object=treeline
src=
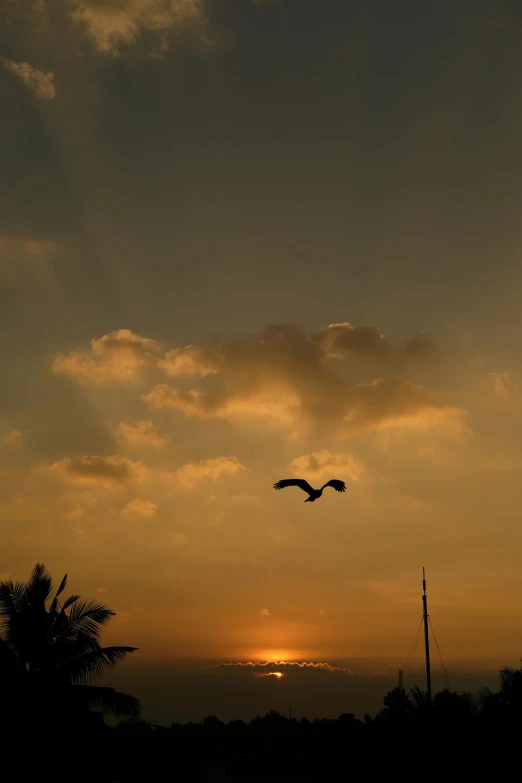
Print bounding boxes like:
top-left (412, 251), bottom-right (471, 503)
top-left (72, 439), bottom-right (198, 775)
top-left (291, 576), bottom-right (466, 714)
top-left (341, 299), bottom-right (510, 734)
top-left (104, 665), bottom-right (522, 781)
top-left (2, 567), bottom-right (520, 781)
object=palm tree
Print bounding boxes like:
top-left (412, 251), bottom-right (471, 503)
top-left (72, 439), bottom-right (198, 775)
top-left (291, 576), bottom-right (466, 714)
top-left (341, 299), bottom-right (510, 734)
top-left (0, 563), bottom-right (140, 720)
top-left (477, 663), bottom-right (522, 720)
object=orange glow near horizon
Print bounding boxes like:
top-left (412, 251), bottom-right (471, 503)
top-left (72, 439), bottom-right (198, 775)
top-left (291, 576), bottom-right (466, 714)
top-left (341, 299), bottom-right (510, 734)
top-left (254, 651), bottom-right (301, 663)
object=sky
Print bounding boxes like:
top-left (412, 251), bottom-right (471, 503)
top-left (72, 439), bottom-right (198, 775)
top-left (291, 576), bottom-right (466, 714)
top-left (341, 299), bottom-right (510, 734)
top-left (1, 0), bottom-right (522, 723)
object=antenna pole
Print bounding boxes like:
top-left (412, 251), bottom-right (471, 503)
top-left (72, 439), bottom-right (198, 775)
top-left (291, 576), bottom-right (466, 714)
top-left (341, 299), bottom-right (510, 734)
top-left (422, 567), bottom-right (432, 703)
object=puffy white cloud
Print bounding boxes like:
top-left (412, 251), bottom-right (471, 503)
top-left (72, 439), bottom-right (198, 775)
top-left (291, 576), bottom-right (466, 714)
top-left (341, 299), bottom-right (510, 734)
top-left (288, 450), bottom-right (363, 482)
top-left (48, 455), bottom-right (148, 487)
top-left (1, 58), bottom-right (55, 99)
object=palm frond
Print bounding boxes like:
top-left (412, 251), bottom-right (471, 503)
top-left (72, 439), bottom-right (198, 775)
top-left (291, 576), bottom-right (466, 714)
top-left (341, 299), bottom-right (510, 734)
top-left (1, 564), bottom-right (139, 717)
top-left (0, 581), bottom-right (27, 621)
top-left (50, 631), bottom-right (102, 668)
top-left (61, 595), bottom-right (80, 611)
top-left (56, 574), bottom-right (67, 598)
top-left (25, 563), bottom-right (53, 608)
top-left (476, 686), bottom-right (494, 705)
top-left (59, 645), bottom-right (138, 684)
top-left (67, 600), bottom-right (114, 634)
top-left (73, 685), bottom-right (141, 718)
top-left (409, 685), bottom-right (429, 708)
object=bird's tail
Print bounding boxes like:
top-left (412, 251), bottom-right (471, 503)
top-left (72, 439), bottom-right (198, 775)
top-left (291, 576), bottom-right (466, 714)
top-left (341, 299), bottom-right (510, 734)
top-left (304, 497), bottom-right (313, 502)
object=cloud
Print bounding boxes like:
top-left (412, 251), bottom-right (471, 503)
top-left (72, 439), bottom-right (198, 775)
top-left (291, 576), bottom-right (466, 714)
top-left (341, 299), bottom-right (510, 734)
top-left (345, 378), bottom-right (469, 440)
top-left (489, 371), bottom-right (519, 399)
top-left (318, 609), bottom-right (325, 614)
top-left (48, 455), bottom-right (148, 487)
top-left (63, 508), bottom-right (84, 522)
top-left (260, 608), bottom-right (271, 616)
top-left (0, 234), bottom-right (61, 282)
top-left (115, 420), bottom-right (169, 448)
top-left (288, 450), bottom-right (363, 482)
top-left (213, 661), bottom-right (354, 676)
top-left (314, 322), bottom-right (435, 361)
top-left (1, 429), bottom-right (28, 446)
top-left (96, 587), bottom-right (108, 593)
top-left (159, 345), bottom-right (219, 377)
top-left (143, 384), bottom-right (300, 424)
top-left (57, 322), bottom-right (459, 438)
top-left (70, 0), bottom-right (206, 56)
top-left (170, 456), bottom-right (244, 490)
top-left (403, 332), bottom-right (437, 359)
top-left (53, 329), bottom-right (164, 384)
top-left (1, 58), bottom-right (55, 100)
top-left (121, 496), bottom-right (158, 518)
top-left (315, 322), bottom-right (393, 359)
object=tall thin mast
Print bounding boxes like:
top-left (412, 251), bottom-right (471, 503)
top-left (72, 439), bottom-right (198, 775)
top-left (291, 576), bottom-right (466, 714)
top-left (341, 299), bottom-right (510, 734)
top-left (422, 567), bottom-right (432, 702)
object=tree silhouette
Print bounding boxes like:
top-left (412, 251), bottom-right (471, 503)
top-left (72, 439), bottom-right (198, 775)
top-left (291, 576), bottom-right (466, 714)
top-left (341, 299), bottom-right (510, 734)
top-left (0, 563), bottom-right (140, 720)
top-left (477, 662), bottom-right (522, 720)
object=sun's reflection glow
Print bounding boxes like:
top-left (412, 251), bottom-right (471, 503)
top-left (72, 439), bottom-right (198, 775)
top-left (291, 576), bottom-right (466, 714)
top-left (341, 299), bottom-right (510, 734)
top-left (255, 671), bottom-right (284, 679)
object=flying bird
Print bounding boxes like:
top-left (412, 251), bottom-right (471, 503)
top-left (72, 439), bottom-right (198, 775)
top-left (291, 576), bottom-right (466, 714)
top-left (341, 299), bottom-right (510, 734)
top-left (273, 478), bottom-right (346, 502)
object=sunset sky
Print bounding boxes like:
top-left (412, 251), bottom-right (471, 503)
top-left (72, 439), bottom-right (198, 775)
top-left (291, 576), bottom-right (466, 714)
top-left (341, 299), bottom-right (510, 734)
top-left (2, 0), bottom-right (522, 722)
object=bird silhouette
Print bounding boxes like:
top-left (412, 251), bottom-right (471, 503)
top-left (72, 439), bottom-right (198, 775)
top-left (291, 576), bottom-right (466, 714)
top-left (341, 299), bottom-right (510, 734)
top-left (274, 478), bottom-right (346, 502)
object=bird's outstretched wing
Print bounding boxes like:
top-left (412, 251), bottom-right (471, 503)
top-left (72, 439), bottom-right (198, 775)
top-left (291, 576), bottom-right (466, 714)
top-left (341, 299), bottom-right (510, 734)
top-left (321, 479), bottom-right (346, 493)
top-left (274, 478), bottom-right (315, 495)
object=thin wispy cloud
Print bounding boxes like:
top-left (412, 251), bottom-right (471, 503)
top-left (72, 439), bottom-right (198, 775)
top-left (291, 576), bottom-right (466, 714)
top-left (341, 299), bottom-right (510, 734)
top-left (488, 371), bottom-right (520, 399)
top-left (121, 496), bottom-right (158, 518)
top-left (214, 661), bottom-right (354, 675)
top-left (1, 429), bottom-right (28, 446)
top-left (47, 455), bottom-right (148, 487)
top-left (169, 456), bottom-right (244, 490)
top-left (288, 450), bottom-right (363, 482)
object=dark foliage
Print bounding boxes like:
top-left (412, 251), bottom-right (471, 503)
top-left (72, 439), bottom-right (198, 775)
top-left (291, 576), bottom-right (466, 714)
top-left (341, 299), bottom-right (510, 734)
top-left (0, 564), bottom-right (140, 782)
top-left (107, 668), bottom-right (522, 782)
top-left (2, 565), bottom-right (521, 781)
